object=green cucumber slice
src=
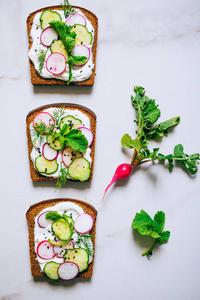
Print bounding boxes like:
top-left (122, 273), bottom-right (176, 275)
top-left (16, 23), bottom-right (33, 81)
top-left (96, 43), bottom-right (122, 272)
top-left (47, 134), bottom-right (65, 150)
top-left (35, 155), bottom-right (58, 174)
top-left (63, 248), bottom-right (89, 272)
top-left (44, 261), bottom-right (60, 280)
top-left (52, 219), bottom-right (73, 241)
top-left (50, 39), bottom-right (69, 60)
top-left (59, 115), bottom-right (82, 132)
top-left (68, 157), bottom-right (91, 181)
top-left (40, 10), bottom-right (62, 30)
top-left (70, 25), bottom-right (92, 45)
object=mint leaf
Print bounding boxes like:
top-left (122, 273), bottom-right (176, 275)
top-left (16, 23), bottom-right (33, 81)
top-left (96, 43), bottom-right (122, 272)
top-left (157, 231), bottom-right (170, 244)
top-left (64, 129), bottom-right (88, 152)
top-left (132, 210), bottom-right (170, 258)
top-left (132, 210), bottom-right (160, 239)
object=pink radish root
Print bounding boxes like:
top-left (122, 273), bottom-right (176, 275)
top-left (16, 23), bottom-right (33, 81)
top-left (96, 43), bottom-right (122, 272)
top-left (102, 162), bottom-right (138, 202)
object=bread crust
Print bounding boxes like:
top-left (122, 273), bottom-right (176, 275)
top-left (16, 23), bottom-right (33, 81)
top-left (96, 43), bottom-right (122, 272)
top-left (26, 198), bottom-right (97, 278)
top-left (27, 5), bottom-right (98, 86)
top-left (26, 103), bottom-right (96, 182)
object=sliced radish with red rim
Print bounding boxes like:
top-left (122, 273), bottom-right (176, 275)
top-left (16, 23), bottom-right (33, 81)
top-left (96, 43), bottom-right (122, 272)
top-left (33, 112), bottom-right (55, 129)
top-left (40, 26), bottom-right (58, 47)
top-left (37, 210), bottom-right (53, 228)
top-left (57, 262), bottom-right (79, 280)
top-left (65, 13), bottom-right (87, 27)
top-left (53, 240), bottom-right (75, 258)
top-left (74, 213), bottom-right (94, 234)
top-left (46, 52), bottom-right (66, 75)
top-left (42, 143), bottom-right (58, 161)
top-left (78, 127), bottom-right (93, 147)
top-left (72, 45), bottom-right (91, 67)
top-left (36, 240), bottom-right (55, 260)
top-left (62, 147), bottom-right (83, 168)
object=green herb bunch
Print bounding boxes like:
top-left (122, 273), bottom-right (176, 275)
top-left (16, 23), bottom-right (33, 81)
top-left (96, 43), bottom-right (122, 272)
top-left (121, 86), bottom-right (200, 174)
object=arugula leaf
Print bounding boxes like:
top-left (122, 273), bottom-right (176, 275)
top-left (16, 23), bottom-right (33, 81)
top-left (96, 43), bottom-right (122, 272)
top-left (132, 209), bottom-right (170, 258)
top-left (45, 211), bottom-right (63, 221)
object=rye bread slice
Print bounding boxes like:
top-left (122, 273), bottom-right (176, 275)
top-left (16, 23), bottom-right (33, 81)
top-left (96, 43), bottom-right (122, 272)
top-left (26, 103), bottom-right (96, 182)
top-left (26, 198), bottom-right (97, 278)
top-left (27, 5), bottom-right (98, 86)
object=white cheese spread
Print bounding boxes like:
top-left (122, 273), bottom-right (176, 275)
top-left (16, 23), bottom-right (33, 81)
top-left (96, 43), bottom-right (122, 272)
top-left (29, 9), bottom-right (94, 82)
top-left (34, 202), bottom-right (93, 272)
top-left (30, 107), bottom-right (92, 179)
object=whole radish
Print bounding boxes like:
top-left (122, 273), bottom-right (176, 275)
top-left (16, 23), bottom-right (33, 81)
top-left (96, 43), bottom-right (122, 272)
top-left (102, 162), bottom-right (138, 202)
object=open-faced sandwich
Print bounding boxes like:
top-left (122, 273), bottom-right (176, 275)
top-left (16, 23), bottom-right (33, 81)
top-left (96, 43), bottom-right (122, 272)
top-left (26, 103), bottom-right (96, 189)
top-left (27, 1), bottom-right (98, 85)
top-left (26, 198), bottom-right (97, 280)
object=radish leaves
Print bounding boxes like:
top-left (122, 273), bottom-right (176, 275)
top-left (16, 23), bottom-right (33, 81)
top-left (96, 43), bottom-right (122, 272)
top-left (132, 210), bottom-right (170, 258)
top-left (121, 86), bottom-right (200, 174)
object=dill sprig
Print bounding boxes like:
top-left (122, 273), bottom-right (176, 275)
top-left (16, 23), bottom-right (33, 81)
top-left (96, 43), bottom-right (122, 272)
top-left (37, 49), bottom-right (47, 73)
top-left (53, 107), bottom-right (65, 126)
top-left (55, 165), bottom-right (68, 190)
top-left (61, 0), bottom-right (76, 18)
top-left (76, 232), bottom-right (94, 259)
top-left (31, 122), bottom-right (54, 144)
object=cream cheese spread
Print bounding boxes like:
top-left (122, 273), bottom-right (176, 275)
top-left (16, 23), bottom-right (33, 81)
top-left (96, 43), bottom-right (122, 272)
top-left (34, 202), bottom-right (93, 272)
top-left (30, 107), bottom-right (92, 179)
top-left (29, 9), bottom-right (94, 82)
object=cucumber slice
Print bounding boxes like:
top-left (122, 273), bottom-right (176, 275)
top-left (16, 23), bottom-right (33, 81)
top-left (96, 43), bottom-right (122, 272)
top-left (44, 261), bottom-right (60, 280)
top-left (63, 248), bottom-right (89, 272)
top-left (70, 25), bottom-right (92, 45)
top-left (50, 40), bottom-right (69, 60)
top-left (35, 155), bottom-right (58, 174)
top-left (40, 10), bottom-right (62, 30)
top-left (59, 115), bottom-right (82, 132)
top-left (68, 157), bottom-right (91, 182)
top-left (52, 219), bottom-right (73, 241)
top-left (47, 134), bottom-right (65, 150)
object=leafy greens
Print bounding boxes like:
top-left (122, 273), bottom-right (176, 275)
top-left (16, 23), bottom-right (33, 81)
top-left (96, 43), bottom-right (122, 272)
top-left (121, 86), bottom-right (200, 174)
top-left (132, 210), bottom-right (170, 258)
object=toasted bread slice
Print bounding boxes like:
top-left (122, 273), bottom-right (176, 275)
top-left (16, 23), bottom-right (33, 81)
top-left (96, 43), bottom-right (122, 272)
top-left (27, 5), bottom-right (98, 86)
top-left (26, 103), bottom-right (96, 183)
top-left (26, 198), bottom-right (97, 278)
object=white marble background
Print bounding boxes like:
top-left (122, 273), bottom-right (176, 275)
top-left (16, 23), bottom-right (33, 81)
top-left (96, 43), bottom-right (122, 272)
top-left (0, 0), bottom-right (200, 299)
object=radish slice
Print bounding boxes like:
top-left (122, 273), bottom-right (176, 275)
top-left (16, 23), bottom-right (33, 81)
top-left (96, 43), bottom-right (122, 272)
top-left (42, 143), bottom-right (58, 161)
top-left (57, 262), bottom-right (79, 280)
top-left (72, 45), bottom-right (91, 67)
top-left (46, 52), bottom-right (66, 75)
top-left (53, 240), bottom-right (75, 258)
top-left (62, 147), bottom-right (82, 167)
top-left (65, 13), bottom-right (87, 27)
top-left (36, 240), bottom-right (55, 260)
top-left (37, 210), bottom-right (53, 228)
top-left (78, 127), bottom-right (94, 147)
top-left (40, 26), bottom-right (58, 47)
top-left (74, 213), bottom-right (94, 234)
top-left (33, 112), bottom-right (55, 129)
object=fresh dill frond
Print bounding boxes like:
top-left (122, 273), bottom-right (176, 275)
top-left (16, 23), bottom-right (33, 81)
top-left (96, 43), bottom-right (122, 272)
top-left (53, 107), bottom-right (65, 126)
top-left (55, 165), bottom-right (68, 190)
top-left (61, 0), bottom-right (76, 18)
top-left (37, 49), bottom-right (47, 73)
top-left (31, 122), bottom-right (54, 145)
top-left (76, 232), bottom-right (94, 259)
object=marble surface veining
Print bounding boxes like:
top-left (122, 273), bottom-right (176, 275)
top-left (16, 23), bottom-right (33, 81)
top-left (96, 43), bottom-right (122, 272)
top-left (0, 0), bottom-right (200, 299)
